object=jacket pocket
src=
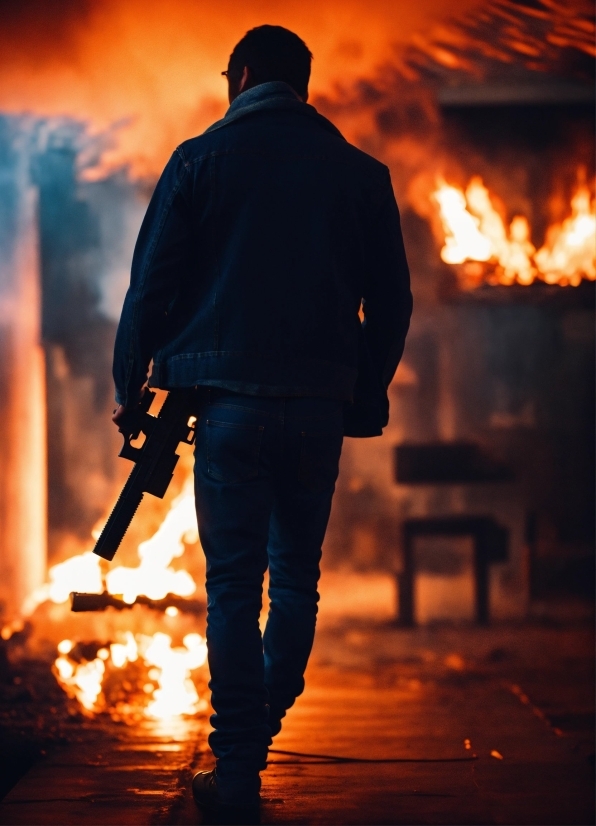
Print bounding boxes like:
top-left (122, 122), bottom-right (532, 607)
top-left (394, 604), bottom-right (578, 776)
top-left (299, 430), bottom-right (343, 494)
top-left (206, 420), bottom-right (264, 483)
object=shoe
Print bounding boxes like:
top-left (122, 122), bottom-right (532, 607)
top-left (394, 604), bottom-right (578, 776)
top-left (192, 770), bottom-right (261, 825)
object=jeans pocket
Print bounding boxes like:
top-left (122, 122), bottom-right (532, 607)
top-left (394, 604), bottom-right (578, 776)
top-left (206, 420), bottom-right (264, 483)
top-left (299, 430), bottom-right (343, 494)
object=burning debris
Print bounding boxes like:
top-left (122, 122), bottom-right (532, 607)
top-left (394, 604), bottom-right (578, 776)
top-left (53, 631), bottom-right (207, 721)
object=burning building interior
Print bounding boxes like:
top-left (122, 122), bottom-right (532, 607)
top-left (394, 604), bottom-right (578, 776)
top-left (0, 1), bottom-right (594, 823)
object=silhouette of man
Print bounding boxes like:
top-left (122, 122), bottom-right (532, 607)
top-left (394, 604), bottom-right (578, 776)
top-left (113, 24), bottom-right (411, 824)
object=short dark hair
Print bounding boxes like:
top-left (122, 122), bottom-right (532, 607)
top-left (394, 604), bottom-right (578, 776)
top-left (228, 25), bottom-right (312, 99)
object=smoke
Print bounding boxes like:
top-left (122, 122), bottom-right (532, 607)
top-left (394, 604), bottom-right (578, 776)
top-left (80, 173), bottom-right (147, 322)
top-left (0, 0), bottom-right (486, 177)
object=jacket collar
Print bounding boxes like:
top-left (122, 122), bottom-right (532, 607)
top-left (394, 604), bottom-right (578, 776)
top-left (227, 81), bottom-right (302, 114)
top-left (203, 81), bottom-right (345, 140)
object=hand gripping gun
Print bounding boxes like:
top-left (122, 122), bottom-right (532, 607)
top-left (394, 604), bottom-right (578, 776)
top-left (92, 389), bottom-right (197, 562)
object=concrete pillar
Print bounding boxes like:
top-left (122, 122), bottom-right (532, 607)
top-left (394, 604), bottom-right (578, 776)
top-left (0, 118), bottom-right (47, 619)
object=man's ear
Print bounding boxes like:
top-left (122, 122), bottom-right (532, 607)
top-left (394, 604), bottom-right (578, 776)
top-left (238, 66), bottom-right (251, 94)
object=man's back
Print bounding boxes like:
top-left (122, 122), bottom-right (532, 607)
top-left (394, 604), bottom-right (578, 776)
top-left (114, 83), bottom-right (411, 421)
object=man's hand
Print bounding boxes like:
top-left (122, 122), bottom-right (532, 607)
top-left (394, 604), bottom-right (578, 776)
top-left (112, 388), bottom-right (146, 428)
top-left (112, 404), bottom-right (128, 427)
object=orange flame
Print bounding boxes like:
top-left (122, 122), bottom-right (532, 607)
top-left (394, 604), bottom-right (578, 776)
top-left (53, 630), bottom-right (207, 718)
top-left (535, 185), bottom-right (596, 286)
top-left (432, 176), bottom-right (595, 288)
top-left (54, 638), bottom-right (106, 712)
top-left (105, 481), bottom-right (198, 604)
top-left (32, 472), bottom-right (206, 720)
top-left (23, 480), bottom-right (199, 615)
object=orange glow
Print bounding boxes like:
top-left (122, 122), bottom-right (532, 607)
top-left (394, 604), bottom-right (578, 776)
top-left (432, 176), bottom-right (595, 288)
top-left (0, 0), bottom-right (482, 178)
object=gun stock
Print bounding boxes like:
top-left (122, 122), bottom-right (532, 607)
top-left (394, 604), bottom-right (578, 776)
top-left (92, 390), bottom-right (196, 562)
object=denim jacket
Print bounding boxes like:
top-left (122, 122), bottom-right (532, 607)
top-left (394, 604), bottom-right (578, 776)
top-left (113, 82), bottom-right (412, 436)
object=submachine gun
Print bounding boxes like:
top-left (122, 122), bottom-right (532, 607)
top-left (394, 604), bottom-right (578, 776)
top-left (91, 389), bottom-right (197, 563)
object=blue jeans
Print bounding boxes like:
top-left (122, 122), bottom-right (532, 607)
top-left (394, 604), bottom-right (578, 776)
top-left (193, 391), bottom-right (343, 803)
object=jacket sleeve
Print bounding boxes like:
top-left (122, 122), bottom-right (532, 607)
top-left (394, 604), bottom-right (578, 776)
top-left (344, 168), bottom-right (412, 437)
top-left (362, 170), bottom-right (412, 399)
top-left (113, 149), bottom-right (191, 407)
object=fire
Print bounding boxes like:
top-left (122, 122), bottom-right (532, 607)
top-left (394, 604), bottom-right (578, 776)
top-left (143, 632), bottom-right (207, 719)
top-left (23, 481), bottom-right (199, 615)
top-left (27, 477), bottom-right (207, 721)
top-left (535, 185), bottom-right (596, 286)
top-left (53, 630), bottom-right (207, 719)
top-left (54, 639), bottom-right (106, 712)
top-left (22, 552), bottom-right (104, 613)
top-left (105, 482), bottom-right (198, 604)
top-left (432, 176), bottom-right (595, 288)
top-left (432, 180), bottom-right (493, 266)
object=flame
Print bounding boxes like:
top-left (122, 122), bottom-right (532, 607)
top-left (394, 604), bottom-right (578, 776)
top-left (21, 551), bottom-right (103, 615)
top-left (534, 185), bottom-right (596, 286)
top-left (37, 478), bottom-right (206, 720)
top-left (143, 632), bottom-right (207, 719)
top-left (105, 483), bottom-right (198, 604)
top-left (23, 481), bottom-right (199, 614)
top-left (433, 180), bottom-right (493, 265)
top-left (109, 631), bottom-right (139, 668)
top-left (54, 646), bottom-right (106, 712)
top-left (53, 630), bottom-right (207, 719)
top-left (432, 176), bottom-right (595, 287)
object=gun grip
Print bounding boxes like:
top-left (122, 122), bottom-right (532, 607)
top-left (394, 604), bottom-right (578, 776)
top-left (117, 389), bottom-right (156, 440)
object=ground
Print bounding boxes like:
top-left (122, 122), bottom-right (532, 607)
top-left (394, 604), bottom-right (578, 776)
top-left (0, 581), bottom-right (593, 825)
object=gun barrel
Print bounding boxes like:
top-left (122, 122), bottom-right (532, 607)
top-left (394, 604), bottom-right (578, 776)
top-left (93, 482), bottom-right (144, 561)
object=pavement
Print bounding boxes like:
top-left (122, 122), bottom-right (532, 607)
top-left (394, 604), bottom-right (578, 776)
top-left (0, 577), bottom-right (593, 825)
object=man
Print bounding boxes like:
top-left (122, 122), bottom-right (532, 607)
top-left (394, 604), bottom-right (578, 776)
top-left (113, 24), bottom-right (411, 825)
